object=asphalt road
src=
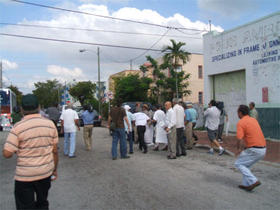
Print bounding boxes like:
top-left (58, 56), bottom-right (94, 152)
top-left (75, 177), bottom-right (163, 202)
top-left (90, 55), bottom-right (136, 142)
top-left (1, 127), bottom-right (280, 210)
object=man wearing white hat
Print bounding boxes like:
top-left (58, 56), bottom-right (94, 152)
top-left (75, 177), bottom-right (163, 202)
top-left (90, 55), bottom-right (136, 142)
top-left (124, 105), bottom-right (135, 154)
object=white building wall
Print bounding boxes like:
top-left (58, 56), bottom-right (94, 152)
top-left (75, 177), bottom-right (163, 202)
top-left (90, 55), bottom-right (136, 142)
top-left (203, 12), bottom-right (280, 132)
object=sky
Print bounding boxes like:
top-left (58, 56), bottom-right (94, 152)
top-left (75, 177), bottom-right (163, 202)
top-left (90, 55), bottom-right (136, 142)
top-left (0, 0), bottom-right (279, 94)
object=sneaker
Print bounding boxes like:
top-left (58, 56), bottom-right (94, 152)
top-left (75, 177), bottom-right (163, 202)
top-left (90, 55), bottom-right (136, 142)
top-left (207, 150), bottom-right (214, 155)
top-left (219, 148), bottom-right (225, 156)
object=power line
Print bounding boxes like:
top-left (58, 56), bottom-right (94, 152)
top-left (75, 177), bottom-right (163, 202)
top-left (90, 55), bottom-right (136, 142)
top-left (0, 33), bottom-right (163, 51)
top-left (10, 0), bottom-right (207, 32)
top-left (0, 22), bottom-right (202, 39)
top-left (101, 29), bottom-right (170, 64)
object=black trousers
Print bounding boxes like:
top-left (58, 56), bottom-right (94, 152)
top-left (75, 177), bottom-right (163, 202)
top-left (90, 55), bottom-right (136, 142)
top-left (192, 122), bottom-right (198, 140)
top-left (176, 127), bottom-right (186, 155)
top-left (137, 125), bottom-right (147, 151)
top-left (15, 176), bottom-right (51, 210)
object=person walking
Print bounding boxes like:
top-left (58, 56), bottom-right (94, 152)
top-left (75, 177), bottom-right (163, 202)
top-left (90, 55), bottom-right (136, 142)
top-left (60, 103), bottom-right (80, 158)
top-left (107, 100), bottom-right (130, 160)
top-left (153, 104), bottom-right (168, 151)
top-left (235, 105), bottom-right (266, 191)
top-left (134, 109), bottom-right (150, 154)
top-left (216, 102), bottom-right (228, 143)
top-left (173, 99), bottom-right (186, 157)
top-left (249, 102), bottom-right (258, 121)
top-left (185, 104), bottom-right (193, 150)
top-left (46, 103), bottom-right (60, 130)
top-left (204, 100), bottom-right (225, 155)
top-left (187, 103), bottom-right (198, 143)
top-left (124, 105), bottom-right (135, 154)
top-left (143, 104), bottom-right (154, 146)
top-left (2, 94), bottom-right (59, 210)
top-left (164, 101), bottom-right (177, 159)
top-left (81, 105), bottom-right (95, 151)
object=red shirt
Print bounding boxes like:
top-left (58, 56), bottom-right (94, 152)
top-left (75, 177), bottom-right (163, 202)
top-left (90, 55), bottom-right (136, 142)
top-left (236, 115), bottom-right (266, 148)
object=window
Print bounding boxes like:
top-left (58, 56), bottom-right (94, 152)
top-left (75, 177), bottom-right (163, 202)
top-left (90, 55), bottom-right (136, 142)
top-left (198, 92), bottom-right (203, 104)
top-left (198, 65), bottom-right (203, 79)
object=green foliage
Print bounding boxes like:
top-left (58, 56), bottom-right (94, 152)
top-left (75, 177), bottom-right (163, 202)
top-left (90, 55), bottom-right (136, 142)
top-left (32, 79), bottom-right (62, 108)
top-left (7, 85), bottom-right (22, 106)
top-left (113, 74), bottom-right (152, 103)
top-left (69, 81), bottom-right (96, 106)
top-left (161, 39), bottom-right (192, 99)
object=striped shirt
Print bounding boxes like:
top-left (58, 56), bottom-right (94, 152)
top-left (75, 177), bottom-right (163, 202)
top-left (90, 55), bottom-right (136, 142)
top-left (4, 114), bottom-right (58, 182)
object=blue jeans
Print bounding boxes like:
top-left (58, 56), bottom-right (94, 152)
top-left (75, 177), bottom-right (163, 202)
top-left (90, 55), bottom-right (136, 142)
top-left (112, 128), bottom-right (127, 158)
top-left (64, 132), bottom-right (76, 157)
top-left (235, 148), bottom-right (266, 186)
top-left (127, 131), bottom-right (133, 153)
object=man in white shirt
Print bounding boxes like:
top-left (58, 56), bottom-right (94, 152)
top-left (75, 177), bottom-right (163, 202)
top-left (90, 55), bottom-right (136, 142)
top-left (164, 101), bottom-right (177, 159)
top-left (134, 111), bottom-right (150, 153)
top-left (172, 98), bottom-right (186, 157)
top-left (124, 105), bottom-right (135, 154)
top-left (60, 104), bottom-right (80, 158)
top-left (204, 100), bottom-right (225, 155)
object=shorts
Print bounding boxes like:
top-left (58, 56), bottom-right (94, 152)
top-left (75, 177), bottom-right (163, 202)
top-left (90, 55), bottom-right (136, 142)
top-left (207, 128), bottom-right (217, 142)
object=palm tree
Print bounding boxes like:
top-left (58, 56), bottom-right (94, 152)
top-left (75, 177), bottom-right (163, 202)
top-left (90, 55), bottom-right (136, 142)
top-left (144, 55), bottom-right (166, 103)
top-left (162, 39), bottom-right (191, 99)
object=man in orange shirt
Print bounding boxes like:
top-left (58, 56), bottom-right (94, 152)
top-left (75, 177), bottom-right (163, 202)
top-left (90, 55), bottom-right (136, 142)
top-left (235, 105), bottom-right (266, 192)
top-left (2, 94), bottom-right (59, 209)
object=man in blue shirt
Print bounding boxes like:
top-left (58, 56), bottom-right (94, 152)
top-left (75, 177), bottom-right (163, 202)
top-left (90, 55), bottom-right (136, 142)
top-left (81, 105), bottom-right (96, 151)
top-left (184, 104), bottom-right (193, 149)
top-left (187, 104), bottom-right (198, 142)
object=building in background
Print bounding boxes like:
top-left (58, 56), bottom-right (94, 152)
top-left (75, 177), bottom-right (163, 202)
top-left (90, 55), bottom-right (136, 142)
top-left (108, 70), bottom-right (140, 95)
top-left (203, 12), bottom-right (280, 139)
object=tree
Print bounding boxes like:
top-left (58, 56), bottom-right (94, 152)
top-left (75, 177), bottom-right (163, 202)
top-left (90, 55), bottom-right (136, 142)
top-left (7, 85), bottom-right (23, 106)
top-left (69, 81), bottom-right (96, 106)
top-left (114, 74), bottom-right (152, 103)
top-left (162, 39), bottom-right (191, 99)
top-left (143, 55), bottom-right (166, 104)
top-left (33, 79), bottom-right (62, 108)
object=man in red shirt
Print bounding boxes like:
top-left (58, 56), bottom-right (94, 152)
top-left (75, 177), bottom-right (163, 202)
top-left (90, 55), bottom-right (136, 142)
top-left (235, 105), bottom-right (266, 191)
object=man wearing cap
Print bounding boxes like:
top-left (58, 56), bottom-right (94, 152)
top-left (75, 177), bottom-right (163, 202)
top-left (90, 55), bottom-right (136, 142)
top-left (124, 105), bottom-right (135, 154)
top-left (3, 94), bottom-right (59, 210)
top-left (60, 103), bottom-right (80, 158)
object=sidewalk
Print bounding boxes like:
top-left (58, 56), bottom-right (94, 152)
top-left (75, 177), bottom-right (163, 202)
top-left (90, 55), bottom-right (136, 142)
top-left (195, 131), bottom-right (280, 163)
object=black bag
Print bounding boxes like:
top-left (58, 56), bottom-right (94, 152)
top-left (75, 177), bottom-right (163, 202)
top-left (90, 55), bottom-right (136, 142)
top-left (110, 122), bottom-right (117, 131)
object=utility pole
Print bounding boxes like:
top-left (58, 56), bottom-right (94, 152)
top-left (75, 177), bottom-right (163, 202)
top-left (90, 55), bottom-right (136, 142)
top-left (209, 20), bottom-right (212, 32)
top-left (0, 61), bottom-right (2, 88)
top-left (97, 47), bottom-right (101, 115)
top-left (130, 60), bottom-right (132, 70)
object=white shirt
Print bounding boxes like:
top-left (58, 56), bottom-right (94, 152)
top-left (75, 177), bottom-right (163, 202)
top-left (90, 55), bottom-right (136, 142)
top-left (165, 108), bottom-right (176, 129)
top-left (204, 106), bottom-right (220, 130)
top-left (60, 108), bottom-right (79, 133)
top-left (134, 112), bottom-right (149, 126)
top-left (124, 110), bottom-right (135, 132)
top-left (173, 104), bottom-right (185, 128)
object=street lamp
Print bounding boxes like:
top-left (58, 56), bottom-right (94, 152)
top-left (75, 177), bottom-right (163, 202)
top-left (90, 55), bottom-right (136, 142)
top-left (79, 47), bottom-right (101, 115)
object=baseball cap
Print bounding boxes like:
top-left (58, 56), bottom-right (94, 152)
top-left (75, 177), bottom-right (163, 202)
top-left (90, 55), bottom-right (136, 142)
top-left (124, 105), bottom-right (131, 110)
top-left (21, 94), bottom-right (39, 111)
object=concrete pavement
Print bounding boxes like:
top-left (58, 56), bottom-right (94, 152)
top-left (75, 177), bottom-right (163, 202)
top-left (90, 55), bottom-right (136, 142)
top-left (1, 127), bottom-right (280, 210)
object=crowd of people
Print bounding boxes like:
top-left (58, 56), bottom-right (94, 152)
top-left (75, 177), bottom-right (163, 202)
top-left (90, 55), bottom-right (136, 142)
top-left (108, 98), bottom-right (224, 160)
top-left (2, 93), bottom-right (266, 209)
